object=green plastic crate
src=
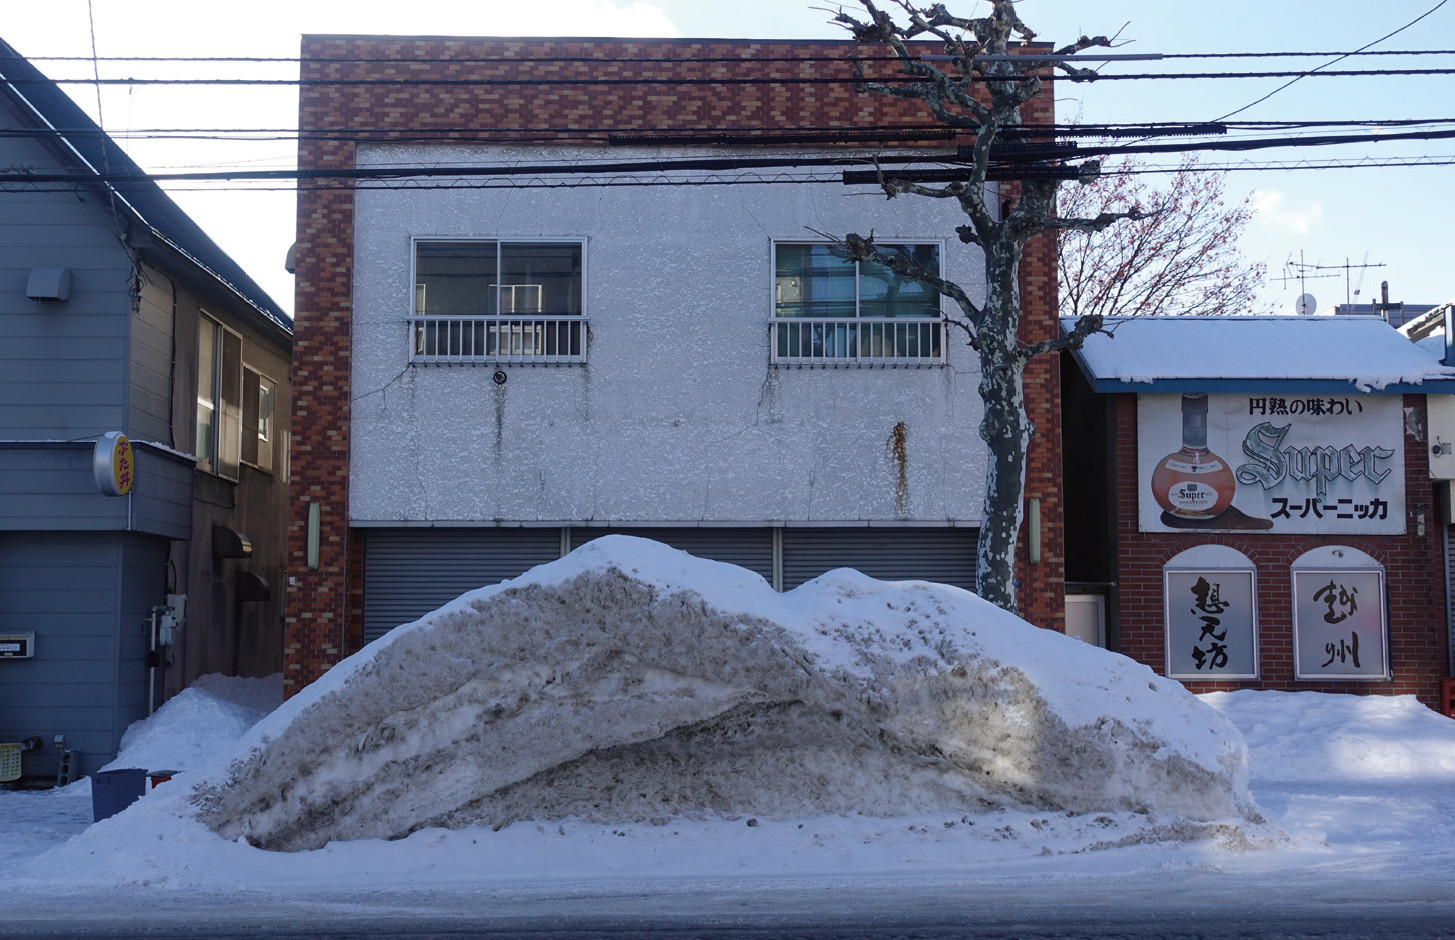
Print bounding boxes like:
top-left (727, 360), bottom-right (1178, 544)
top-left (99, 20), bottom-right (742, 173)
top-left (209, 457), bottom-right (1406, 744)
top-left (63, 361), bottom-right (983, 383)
top-left (0, 743), bottom-right (21, 783)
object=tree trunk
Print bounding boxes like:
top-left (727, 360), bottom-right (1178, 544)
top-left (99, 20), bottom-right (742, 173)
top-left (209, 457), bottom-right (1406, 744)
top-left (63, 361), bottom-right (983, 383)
top-left (974, 238), bottom-right (1031, 613)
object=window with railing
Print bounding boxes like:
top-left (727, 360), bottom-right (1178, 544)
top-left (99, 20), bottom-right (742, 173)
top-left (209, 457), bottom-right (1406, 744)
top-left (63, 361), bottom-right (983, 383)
top-left (771, 242), bottom-right (945, 366)
top-left (410, 240), bottom-right (585, 365)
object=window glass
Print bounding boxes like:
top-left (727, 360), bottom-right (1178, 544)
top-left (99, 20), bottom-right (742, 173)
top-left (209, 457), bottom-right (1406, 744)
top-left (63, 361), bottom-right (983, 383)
top-left (416, 241), bottom-right (583, 318)
top-left (774, 243), bottom-right (938, 319)
top-left (859, 244), bottom-right (940, 318)
top-left (416, 242), bottom-right (497, 317)
top-left (241, 368), bottom-right (276, 472)
top-left (242, 368), bottom-right (260, 467)
top-left (257, 375), bottom-right (275, 453)
top-left (499, 243), bottom-right (582, 315)
top-left (195, 317), bottom-right (218, 473)
top-left (218, 330), bottom-right (243, 480)
top-left (775, 244), bottom-right (855, 319)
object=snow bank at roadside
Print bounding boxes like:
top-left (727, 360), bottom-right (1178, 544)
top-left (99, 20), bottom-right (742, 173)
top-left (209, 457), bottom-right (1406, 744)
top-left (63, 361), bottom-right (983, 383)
top-left (189, 536), bottom-right (1257, 852)
top-left (100, 674), bottom-right (283, 777)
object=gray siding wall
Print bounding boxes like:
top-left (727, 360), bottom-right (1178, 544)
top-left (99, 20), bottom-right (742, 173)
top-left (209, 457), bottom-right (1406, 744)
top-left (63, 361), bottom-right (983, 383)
top-left (0, 442), bottom-right (191, 538)
top-left (0, 530), bottom-right (167, 777)
top-left (130, 268), bottom-right (176, 446)
top-left (0, 98), bottom-right (134, 440)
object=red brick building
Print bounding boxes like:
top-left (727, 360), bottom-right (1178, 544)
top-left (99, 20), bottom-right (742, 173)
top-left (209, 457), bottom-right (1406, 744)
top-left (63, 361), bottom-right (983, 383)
top-left (1062, 315), bottom-right (1455, 710)
top-left (285, 37), bottom-right (1066, 695)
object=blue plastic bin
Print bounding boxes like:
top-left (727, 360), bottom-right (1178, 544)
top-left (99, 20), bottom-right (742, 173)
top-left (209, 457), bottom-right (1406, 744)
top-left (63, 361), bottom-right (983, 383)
top-left (91, 768), bottom-right (147, 822)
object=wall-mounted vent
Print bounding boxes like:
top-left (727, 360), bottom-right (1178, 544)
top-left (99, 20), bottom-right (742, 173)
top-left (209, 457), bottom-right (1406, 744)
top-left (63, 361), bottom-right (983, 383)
top-left (26, 267), bottom-right (71, 301)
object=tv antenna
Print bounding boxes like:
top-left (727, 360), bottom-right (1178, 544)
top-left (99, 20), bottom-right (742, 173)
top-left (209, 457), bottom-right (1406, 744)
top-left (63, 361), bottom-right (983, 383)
top-left (1285, 253), bottom-right (1385, 307)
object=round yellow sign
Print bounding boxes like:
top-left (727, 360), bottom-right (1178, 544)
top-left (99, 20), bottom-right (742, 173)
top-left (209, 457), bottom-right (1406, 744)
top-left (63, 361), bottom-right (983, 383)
top-left (94, 431), bottom-right (135, 497)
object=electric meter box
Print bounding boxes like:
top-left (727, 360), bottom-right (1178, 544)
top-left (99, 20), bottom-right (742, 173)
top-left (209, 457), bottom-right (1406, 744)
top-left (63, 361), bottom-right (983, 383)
top-left (0, 633), bottom-right (35, 659)
top-left (1428, 394), bottom-right (1455, 480)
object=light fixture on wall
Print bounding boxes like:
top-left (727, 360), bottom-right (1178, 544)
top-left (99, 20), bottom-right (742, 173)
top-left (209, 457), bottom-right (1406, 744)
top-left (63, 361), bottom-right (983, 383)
top-left (306, 502), bottom-right (321, 571)
top-left (1028, 497), bottom-right (1042, 565)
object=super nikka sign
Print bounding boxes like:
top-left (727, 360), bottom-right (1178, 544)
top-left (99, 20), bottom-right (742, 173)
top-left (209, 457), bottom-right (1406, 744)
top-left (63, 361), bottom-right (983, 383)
top-left (1137, 394), bottom-right (1405, 535)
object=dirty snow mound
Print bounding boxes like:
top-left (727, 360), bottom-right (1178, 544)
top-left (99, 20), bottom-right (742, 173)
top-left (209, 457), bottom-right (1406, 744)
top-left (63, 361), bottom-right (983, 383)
top-left (193, 537), bottom-right (1256, 851)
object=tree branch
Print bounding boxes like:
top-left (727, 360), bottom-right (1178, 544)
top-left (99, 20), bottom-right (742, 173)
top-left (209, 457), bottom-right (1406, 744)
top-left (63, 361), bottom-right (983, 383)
top-left (1017, 313), bottom-right (1106, 361)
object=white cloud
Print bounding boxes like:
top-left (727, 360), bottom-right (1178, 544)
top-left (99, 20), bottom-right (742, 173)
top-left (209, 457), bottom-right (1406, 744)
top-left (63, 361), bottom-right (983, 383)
top-left (1249, 189), bottom-right (1324, 236)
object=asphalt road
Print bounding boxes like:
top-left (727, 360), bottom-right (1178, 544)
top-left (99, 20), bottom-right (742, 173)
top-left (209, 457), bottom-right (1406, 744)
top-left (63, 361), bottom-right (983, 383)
top-left (12, 884), bottom-right (1455, 940)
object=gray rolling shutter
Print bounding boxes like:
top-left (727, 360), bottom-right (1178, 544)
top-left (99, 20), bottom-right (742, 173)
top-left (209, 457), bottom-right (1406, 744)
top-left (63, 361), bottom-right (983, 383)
top-left (362, 527), bottom-right (563, 643)
top-left (781, 527), bottom-right (976, 591)
top-left (569, 527), bottom-right (774, 585)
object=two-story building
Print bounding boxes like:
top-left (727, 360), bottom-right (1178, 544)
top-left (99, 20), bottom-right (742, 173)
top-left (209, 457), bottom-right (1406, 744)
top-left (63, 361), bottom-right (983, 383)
top-left (285, 37), bottom-right (1066, 693)
top-left (0, 39), bottom-right (292, 782)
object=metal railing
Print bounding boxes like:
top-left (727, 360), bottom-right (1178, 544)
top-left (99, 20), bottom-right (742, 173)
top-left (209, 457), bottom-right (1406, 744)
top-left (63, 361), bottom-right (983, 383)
top-left (409, 315), bottom-right (587, 365)
top-left (769, 317), bottom-right (946, 367)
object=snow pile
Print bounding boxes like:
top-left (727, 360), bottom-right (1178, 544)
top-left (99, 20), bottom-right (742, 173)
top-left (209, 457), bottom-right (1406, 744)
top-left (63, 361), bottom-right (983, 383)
top-left (1204, 689), bottom-right (1455, 782)
top-left (189, 537), bottom-right (1256, 852)
top-left (101, 674), bottom-right (283, 776)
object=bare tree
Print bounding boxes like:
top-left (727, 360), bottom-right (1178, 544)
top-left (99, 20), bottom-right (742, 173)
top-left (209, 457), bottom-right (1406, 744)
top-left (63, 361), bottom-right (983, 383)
top-left (832, 0), bottom-right (1140, 615)
top-left (1059, 154), bottom-right (1266, 320)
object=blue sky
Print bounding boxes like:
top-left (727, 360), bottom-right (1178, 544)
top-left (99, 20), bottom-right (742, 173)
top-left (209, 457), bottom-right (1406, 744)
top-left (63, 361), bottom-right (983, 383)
top-left (5, 0), bottom-right (1452, 315)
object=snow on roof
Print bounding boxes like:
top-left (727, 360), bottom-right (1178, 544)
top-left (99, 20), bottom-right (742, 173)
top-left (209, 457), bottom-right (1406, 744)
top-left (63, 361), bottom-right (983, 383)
top-left (1063, 315), bottom-right (1455, 394)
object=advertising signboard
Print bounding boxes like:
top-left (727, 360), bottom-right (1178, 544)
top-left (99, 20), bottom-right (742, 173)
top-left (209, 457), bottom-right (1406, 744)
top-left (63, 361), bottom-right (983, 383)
top-left (1138, 394), bottom-right (1404, 535)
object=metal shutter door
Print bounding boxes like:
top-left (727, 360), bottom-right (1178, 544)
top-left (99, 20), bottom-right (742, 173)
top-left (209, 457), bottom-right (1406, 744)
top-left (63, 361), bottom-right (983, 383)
top-left (781, 527), bottom-right (976, 591)
top-left (362, 527), bottom-right (563, 643)
top-left (569, 527), bottom-right (775, 585)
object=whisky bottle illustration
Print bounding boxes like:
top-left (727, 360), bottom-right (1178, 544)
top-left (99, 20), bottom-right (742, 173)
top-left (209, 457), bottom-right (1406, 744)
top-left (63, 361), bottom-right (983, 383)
top-left (1151, 393), bottom-right (1236, 519)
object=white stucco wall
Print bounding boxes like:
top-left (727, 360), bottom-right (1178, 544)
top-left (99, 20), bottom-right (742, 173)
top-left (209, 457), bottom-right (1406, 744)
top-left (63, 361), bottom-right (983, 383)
top-left (349, 145), bottom-right (991, 526)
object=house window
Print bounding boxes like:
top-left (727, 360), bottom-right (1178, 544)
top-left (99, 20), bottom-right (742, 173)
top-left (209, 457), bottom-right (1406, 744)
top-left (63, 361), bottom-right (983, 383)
top-left (771, 242), bottom-right (944, 366)
top-left (241, 367), bottom-right (276, 472)
top-left (197, 315), bottom-right (275, 478)
top-left (411, 240), bottom-right (585, 364)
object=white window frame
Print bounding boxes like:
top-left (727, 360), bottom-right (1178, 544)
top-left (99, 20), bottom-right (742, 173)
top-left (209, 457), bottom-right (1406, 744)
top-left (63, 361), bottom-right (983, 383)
top-left (408, 236), bottom-right (588, 366)
top-left (769, 238), bottom-right (948, 368)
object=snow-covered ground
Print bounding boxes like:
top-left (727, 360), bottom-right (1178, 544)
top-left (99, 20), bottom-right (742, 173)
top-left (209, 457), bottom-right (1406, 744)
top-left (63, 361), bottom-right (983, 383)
top-left (6, 539), bottom-right (1455, 929)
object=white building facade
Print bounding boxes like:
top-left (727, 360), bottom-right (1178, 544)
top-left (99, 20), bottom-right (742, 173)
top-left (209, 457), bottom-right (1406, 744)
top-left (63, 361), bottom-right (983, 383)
top-left (346, 145), bottom-right (992, 638)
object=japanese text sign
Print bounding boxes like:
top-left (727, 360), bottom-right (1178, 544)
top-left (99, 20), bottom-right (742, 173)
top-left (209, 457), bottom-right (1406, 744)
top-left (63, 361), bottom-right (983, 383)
top-left (1164, 569), bottom-right (1259, 679)
top-left (1292, 568), bottom-right (1390, 680)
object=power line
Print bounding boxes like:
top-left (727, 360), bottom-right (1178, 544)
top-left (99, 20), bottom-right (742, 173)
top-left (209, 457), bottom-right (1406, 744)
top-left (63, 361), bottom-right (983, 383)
top-left (1215, 0), bottom-right (1452, 120)
top-left (7, 117), bottom-right (1455, 142)
top-left (20, 49), bottom-right (1455, 65)
top-left (10, 66), bottom-right (1455, 88)
top-left (6, 125), bottom-right (1454, 190)
top-left (6, 152), bottom-right (1454, 196)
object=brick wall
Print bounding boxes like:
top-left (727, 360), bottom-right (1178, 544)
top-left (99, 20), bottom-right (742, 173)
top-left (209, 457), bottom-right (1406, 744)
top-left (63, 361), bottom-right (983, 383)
top-left (286, 38), bottom-right (1067, 694)
top-left (1112, 393), bottom-right (1450, 708)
